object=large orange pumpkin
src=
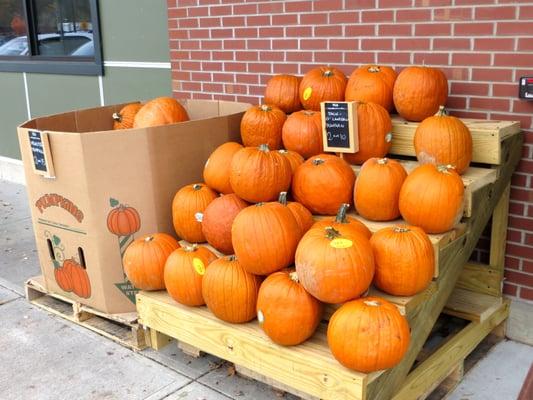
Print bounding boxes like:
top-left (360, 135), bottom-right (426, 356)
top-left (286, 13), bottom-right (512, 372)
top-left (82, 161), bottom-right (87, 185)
top-left (281, 110), bottom-right (323, 159)
top-left (203, 142), bottom-right (243, 194)
top-left (264, 74), bottom-right (302, 113)
top-left (312, 203), bottom-right (371, 239)
top-left (164, 244), bottom-right (218, 306)
top-left (202, 256), bottom-right (262, 323)
top-left (107, 205), bottom-right (141, 236)
top-left (113, 103), bottom-right (143, 130)
top-left (230, 144), bottom-right (292, 203)
top-left (393, 66), bottom-right (448, 122)
top-left (292, 154), bottom-right (355, 215)
top-left (354, 158), bottom-right (407, 221)
top-left (327, 297), bottom-right (410, 372)
top-left (295, 226), bottom-right (375, 304)
top-left (414, 106), bottom-right (473, 175)
top-left (299, 66), bottom-right (347, 111)
top-left (240, 104), bottom-right (287, 149)
top-left (257, 269), bottom-right (322, 346)
top-left (343, 102), bottom-right (393, 165)
top-left (201, 194), bottom-right (249, 254)
top-left (172, 183), bottom-right (218, 243)
top-left (278, 192), bottom-right (314, 236)
top-left (345, 65), bottom-right (397, 111)
top-left (133, 97), bottom-right (189, 128)
top-left (371, 225), bottom-right (434, 296)
top-left (232, 201), bottom-right (300, 275)
top-left (278, 149), bottom-right (304, 175)
top-left (123, 233), bottom-right (180, 290)
top-left (399, 164), bottom-right (464, 234)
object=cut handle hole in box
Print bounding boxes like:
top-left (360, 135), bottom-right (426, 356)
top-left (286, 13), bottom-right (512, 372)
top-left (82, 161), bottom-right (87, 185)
top-left (46, 239), bottom-right (55, 260)
top-left (78, 247), bottom-right (86, 269)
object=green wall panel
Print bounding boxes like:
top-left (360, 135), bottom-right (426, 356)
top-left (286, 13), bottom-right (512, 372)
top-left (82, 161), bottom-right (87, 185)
top-left (99, 0), bottom-right (170, 62)
top-left (0, 72), bottom-right (28, 159)
top-left (26, 74), bottom-right (100, 117)
top-left (102, 67), bottom-right (171, 104)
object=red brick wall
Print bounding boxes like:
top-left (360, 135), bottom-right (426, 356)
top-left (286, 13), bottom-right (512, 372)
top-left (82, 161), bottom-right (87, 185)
top-left (167, 0), bottom-right (533, 301)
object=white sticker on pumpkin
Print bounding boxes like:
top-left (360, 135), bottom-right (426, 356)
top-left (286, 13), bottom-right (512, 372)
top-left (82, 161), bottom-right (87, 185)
top-left (385, 132), bottom-right (393, 143)
top-left (195, 212), bottom-right (203, 222)
top-left (257, 310), bottom-right (264, 324)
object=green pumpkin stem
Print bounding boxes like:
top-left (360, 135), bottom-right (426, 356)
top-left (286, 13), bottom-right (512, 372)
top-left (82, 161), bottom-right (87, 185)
top-left (377, 158), bottom-right (388, 165)
top-left (112, 112), bottom-right (122, 122)
top-left (312, 157), bottom-right (324, 166)
top-left (368, 66), bottom-right (381, 73)
top-left (278, 192), bottom-right (288, 205)
top-left (258, 144), bottom-right (270, 152)
top-left (192, 183), bottom-right (202, 190)
top-left (335, 203), bottom-right (350, 223)
top-left (323, 69), bottom-right (334, 77)
top-left (228, 255), bottom-right (237, 261)
top-left (325, 226), bottom-right (341, 240)
top-left (184, 243), bottom-right (198, 252)
top-left (393, 226), bottom-right (410, 233)
top-left (364, 299), bottom-right (381, 307)
top-left (436, 105), bottom-right (448, 117)
top-left (260, 104), bottom-right (271, 112)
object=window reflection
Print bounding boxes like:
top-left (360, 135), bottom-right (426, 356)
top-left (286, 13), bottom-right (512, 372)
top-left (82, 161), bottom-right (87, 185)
top-left (0, 0), bottom-right (28, 55)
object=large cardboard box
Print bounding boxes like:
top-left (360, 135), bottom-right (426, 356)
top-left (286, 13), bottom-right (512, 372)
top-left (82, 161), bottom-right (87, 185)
top-left (17, 100), bottom-right (248, 314)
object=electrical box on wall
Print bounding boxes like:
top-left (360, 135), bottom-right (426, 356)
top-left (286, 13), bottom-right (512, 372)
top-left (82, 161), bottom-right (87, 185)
top-left (519, 77), bottom-right (533, 100)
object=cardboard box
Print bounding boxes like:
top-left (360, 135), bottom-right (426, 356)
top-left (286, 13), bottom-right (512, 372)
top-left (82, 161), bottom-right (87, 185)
top-left (18, 100), bottom-right (248, 314)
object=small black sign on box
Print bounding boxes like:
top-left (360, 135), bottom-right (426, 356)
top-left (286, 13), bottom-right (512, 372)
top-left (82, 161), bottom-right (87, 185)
top-left (321, 101), bottom-right (359, 153)
top-left (28, 130), bottom-right (55, 178)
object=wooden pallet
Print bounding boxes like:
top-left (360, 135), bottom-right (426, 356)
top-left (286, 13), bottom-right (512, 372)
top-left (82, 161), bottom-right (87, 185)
top-left (25, 276), bottom-right (146, 350)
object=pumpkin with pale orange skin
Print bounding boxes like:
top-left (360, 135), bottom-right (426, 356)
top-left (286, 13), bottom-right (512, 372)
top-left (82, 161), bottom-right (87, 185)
top-left (240, 104), bottom-right (287, 149)
top-left (345, 65), bottom-right (397, 111)
top-left (203, 142), bottom-right (243, 194)
top-left (264, 74), bottom-right (302, 113)
top-left (299, 66), bottom-right (347, 111)
top-left (281, 110), bottom-right (323, 159)
top-left (133, 97), bottom-right (189, 128)
top-left (312, 203), bottom-right (371, 239)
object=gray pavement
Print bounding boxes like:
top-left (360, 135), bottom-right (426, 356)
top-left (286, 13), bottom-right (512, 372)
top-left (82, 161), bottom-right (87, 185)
top-left (0, 178), bottom-right (531, 400)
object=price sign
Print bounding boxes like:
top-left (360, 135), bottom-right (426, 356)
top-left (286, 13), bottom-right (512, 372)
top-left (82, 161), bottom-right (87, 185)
top-left (28, 130), bottom-right (54, 177)
top-left (321, 101), bottom-right (358, 153)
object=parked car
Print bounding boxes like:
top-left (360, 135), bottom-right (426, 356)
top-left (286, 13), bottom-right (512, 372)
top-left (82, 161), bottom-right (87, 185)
top-left (0, 32), bottom-right (93, 56)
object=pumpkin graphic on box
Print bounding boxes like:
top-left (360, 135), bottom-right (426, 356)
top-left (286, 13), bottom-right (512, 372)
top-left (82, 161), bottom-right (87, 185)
top-left (107, 202), bottom-right (141, 236)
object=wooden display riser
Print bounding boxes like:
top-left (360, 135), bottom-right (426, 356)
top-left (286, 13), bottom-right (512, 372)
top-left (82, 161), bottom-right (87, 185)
top-left (25, 276), bottom-right (146, 350)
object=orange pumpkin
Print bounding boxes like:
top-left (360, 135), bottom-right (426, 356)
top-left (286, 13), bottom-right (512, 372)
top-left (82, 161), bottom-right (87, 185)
top-left (203, 142), bottom-right (243, 194)
top-left (299, 66), bottom-right (347, 111)
top-left (264, 74), bottom-right (302, 113)
top-left (240, 104), bottom-right (287, 149)
top-left (327, 297), bottom-right (410, 372)
top-left (133, 97), bottom-right (189, 128)
top-left (278, 192), bottom-right (314, 236)
top-left (202, 255), bottom-right (262, 323)
top-left (371, 226), bottom-right (434, 296)
top-left (201, 194), bottom-right (249, 254)
top-left (123, 233), bottom-right (180, 290)
top-left (106, 205), bottom-right (141, 236)
top-left (354, 158), bottom-right (407, 221)
top-left (414, 106), bottom-right (473, 175)
top-left (312, 203), bottom-right (371, 239)
top-left (295, 226), bottom-right (375, 304)
top-left (343, 102), bottom-right (392, 165)
top-left (399, 164), bottom-right (464, 234)
top-left (230, 144), bottom-right (292, 203)
top-left (292, 154), bottom-right (355, 215)
top-left (257, 269), bottom-right (322, 346)
top-left (164, 244), bottom-right (218, 306)
top-left (172, 183), bottom-right (218, 243)
top-left (232, 201), bottom-right (300, 275)
top-left (67, 259), bottom-right (91, 299)
top-left (278, 149), bottom-right (304, 174)
top-left (113, 103), bottom-right (143, 130)
top-left (345, 65), bottom-right (397, 111)
top-left (281, 110), bottom-right (323, 159)
top-left (54, 261), bottom-right (73, 293)
top-left (393, 66), bottom-right (448, 122)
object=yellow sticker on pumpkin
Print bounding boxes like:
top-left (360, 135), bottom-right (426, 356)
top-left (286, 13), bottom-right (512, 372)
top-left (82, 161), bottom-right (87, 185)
top-left (303, 87), bottom-right (313, 101)
top-left (330, 238), bottom-right (353, 249)
top-left (193, 258), bottom-right (205, 275)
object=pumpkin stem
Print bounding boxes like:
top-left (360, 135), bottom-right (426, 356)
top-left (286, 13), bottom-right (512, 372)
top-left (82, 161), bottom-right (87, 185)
top-left (335, 203), bottom-right (350, 223)
top-left (364, 299), bottom-right (381, 307)
top-left (289, 271), bottom-right (299, 283)
top-left (303, 110), bottom-right (315, 116)
top-left (260, 104), bottom-right (271, 112)
top-left (377, 158), bottom-right (388, 165)
top-left (184, 243), bottom-right (198, 252)
top-left (192, 183), bottom-right (202, 191)
top-left (312, 157), bottom-right (324, 166)
top-left (112, 112), bottom-right (122, 122)
top-left (323, 69), bottom-right (334, 77)
top-left (258, 144), bottom-right (270, 152)
top-left (368, 66), bottom-right (381, 73)
top-left (393, 226), bottom-right (410, 233)
top-left (144, 236), bottom-right (154, 242)
top-left (436, 105), bottom-right (448, 116)
top-left (278, 149), bottom-right (288, 154)
top-left (437, 164), bottom-right (455, 174)
top-left (228, 255), bottom-right (236, 261)
top-left (325, 226), bottom-right (341, 240)
top-left (278, 192), bottom-right (288, 205)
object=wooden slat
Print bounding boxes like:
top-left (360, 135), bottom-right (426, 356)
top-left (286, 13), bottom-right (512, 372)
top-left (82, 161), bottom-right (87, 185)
top-left (456, 262), bottom-right (502, 297)
top-left (443, 288), bottom-right (503, 322)
top-left (489, 184), bottom-right (511, 295)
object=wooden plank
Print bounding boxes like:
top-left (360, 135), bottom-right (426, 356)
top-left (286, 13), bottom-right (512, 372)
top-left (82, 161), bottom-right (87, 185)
top-left (178, 341), bottom-right (203, 357)
top-left (456, 262), bottom-right (502, 297)
top-left (443, 288), bottom-right (503, 322)
top-left (390, 116), bottom-right (520, 165)
top-left (149, 329), bottom-right (173, 350)
top-left (426, 362), bottom-right (464, 400)
top-left (489, 183), bottom-right (511, 295)
top-left (393, 301), bottom-right (509, 400)
top-left (136, 291), bottom-right (379, 400)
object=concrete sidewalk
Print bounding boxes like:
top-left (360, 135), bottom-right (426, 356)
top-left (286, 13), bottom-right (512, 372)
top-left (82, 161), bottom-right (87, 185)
top-left (1, 179), bottom-right (531, 400)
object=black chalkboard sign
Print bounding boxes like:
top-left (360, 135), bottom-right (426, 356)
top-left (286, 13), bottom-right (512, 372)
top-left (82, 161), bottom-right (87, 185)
top-left (28, 130), bottom-right (54, 177)
top-left (321, 101), bottom-right (358, 153)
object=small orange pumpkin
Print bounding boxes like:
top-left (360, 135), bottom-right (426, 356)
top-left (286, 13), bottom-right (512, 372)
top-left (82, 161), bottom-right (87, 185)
top-left (203, 142), bottom-right (243, 194)
top-left (240, 104), bottom-right (287, 149)
top-left (67, 259), bottom-right (91, 299)
top-left (264, 74), bottom-right (302, 113)
top-left (278, 149), bottom-right (304, 174)
top-left (299, 66), bottom-right (347, 111)
top-left (281, 110), bottom-right (323, 159)
top-left (278, 192), bottom-right (314, 236)
top-left (133, 97), bottom-right (189, 128)
top-left (345, 65), bottom-right (397, 111)
top-left (312, 203), bottom-right (371, 239)
top-left (106, 205), bottom-right (141, 236)
top-left (113, 103), bottom-right (143, 130)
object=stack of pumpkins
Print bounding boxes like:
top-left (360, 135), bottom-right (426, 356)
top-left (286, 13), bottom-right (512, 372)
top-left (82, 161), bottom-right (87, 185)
top-left (121, 64), bottom-right (473, 374)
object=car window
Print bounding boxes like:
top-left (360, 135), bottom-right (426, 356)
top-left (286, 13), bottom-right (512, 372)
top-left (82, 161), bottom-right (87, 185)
top-left (0, 37), bottom-right (28, 55)
top-left (38, 36), bottom-right (90, 56)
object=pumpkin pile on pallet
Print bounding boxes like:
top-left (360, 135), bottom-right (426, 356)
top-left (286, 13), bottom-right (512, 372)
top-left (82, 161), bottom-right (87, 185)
top-left (117, 64), bottom-right (477, 374)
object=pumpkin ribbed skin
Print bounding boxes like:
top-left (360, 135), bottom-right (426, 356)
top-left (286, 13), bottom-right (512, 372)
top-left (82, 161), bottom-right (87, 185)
top-left (354, 158), bottom-right (407, 221)
top-left (399, 164), bottom-right (464, 234)
top-left (295, 227), bottom-right (375, 304)
top-left (133, 97), bottom-right (189, 128)
top-left (113, 103), bottom-right (142, 130)
top-left (172, 183), bottom-right (218, 243)
top-left (312, 204), bottom-right (372, 239)
top-left (345, 65), bottom-right (397, 111)
top-left (282, 110), bottom-right (323, 159)
top-left (343, 102), bottom-right (392, 165)
top-left (393, 66), bottom-right (448, 122)
top-left (123, 233), bottom-right (180, 291)
top-left (232, 202), bottom-right (301, 275)
top-left (230, 145), bottom-right (292, 203)
top-left (202, 194), bottom-right (249, 254)
top-left (164, 245), bottom-right (218, 306)
top-left (240, 104), bottom-right (287, 149)
top-left (107, 205), bottom-right (141, 236)
top-left (299, 66), bottom-right (347, 111)
top-left (371, 226), bottom-right (434, 296)
top-left (257, 270), bottom-right (322, 346)
top-left (414, 107), bottom-right (473, 175)
top-left (292, 154), bottom-right (356, 215)
top-left (278, 149), bottom-right (304, 175)
top-left (203, 142), bottom-right (243, 194)
top-left (264, 74), bottom-right (302, 113)
top-left (327, 297), bottom-right (410, 372)
top-left (202, 256), bottom-right (262, 323)
top-left (278, 192), bottom-right (314, 236)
